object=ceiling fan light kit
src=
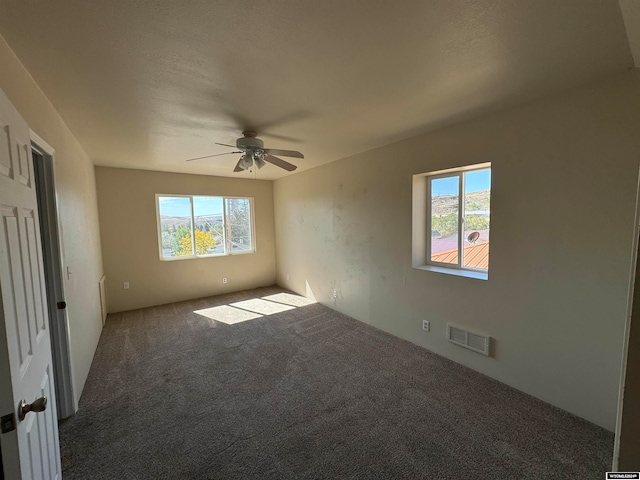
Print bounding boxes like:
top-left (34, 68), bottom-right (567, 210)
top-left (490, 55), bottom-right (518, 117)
top-left (186, 130), bottom-right (304, 173)
top-left (254, 154), bottom-right (266, 170)
top-left (238, 153), bottom-right (253, 170)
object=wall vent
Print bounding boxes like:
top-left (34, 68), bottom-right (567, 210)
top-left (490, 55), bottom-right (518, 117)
top-left (447, 324), bottom-right (491, 356)
top-left (98, 275), bottom-right (108, 326)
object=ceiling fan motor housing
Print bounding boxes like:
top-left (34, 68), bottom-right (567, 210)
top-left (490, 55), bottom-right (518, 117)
top-left (236, 135), bottom-right (264, 150)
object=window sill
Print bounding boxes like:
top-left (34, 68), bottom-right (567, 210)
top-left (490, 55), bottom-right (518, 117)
top-left (160, 251), bottom-right (255, 261)
top-left (227, 249), bottom-right (255, 256)
top-left (413, 264), bottom-right (488, 281)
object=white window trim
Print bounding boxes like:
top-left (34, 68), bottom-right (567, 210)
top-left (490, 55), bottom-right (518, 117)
top-left (156, 194), bottom-right (256, 261)
top-left (414, 264), bottom-right (488, 280)
top-left (412, 162), bottom-right (490, 280)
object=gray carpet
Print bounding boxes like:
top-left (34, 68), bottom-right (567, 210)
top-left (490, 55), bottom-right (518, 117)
top-left (59, 286), bottom-right (613, 479)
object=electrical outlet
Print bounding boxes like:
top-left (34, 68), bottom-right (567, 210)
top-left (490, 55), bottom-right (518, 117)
top-left (222, 277), bottom-right (228, 284)
top-left (332, 289), bottom-right (338, 299)
top-left (286, 274), bottom-right (290, 281)
top-left (123, 282), bottom-right (130, 290)
top-left (422, 320), bottom-right (430, 332)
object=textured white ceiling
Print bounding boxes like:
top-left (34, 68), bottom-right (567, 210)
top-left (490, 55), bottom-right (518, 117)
top-left (0, 0), bottom-right (634, 180)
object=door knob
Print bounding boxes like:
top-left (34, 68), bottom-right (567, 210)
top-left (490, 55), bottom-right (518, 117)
top-left (18, 397), bottom-right (47, 421)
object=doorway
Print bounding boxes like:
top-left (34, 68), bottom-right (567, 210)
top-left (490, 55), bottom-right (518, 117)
top-left (31, 136), bottom-right (76, 419)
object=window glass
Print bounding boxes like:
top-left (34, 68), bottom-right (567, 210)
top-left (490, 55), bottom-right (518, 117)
top-left (194, 196), bottom-right (225, 255)
top-left (430, 176), bottom-right (459, 265)
top-left (225, 198), bottom-right (253, 252)
top-left (157, 195), bottom-right (254, 260)
top-left (463, 169), bottom-right (491, 269)
top-left (158, 196), bottom-right (193, 258)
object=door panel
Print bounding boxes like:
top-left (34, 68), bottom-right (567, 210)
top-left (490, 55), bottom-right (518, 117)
top-left (16, 140), bottom-right (30, 188)
top-left (26, 368), bottom-right (58, 480)
top-left (1, 206), bottom-right (33, 369)
top-left (0, 88), bottom-right (61, 479)
top-left (24, 210), bottom-right (46, 337)
top-left (0, 119), bottom-right (11, 179)
top-left (41, 367), bottom-right (60, 477)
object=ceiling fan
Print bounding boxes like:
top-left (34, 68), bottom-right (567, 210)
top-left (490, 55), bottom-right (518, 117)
top-left (186, 131), bottom-right (304, 172)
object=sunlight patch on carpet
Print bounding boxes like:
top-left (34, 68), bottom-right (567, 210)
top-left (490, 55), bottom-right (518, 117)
top-left (262, 293), bottom-right (316, 307)
top-left (231, 298), bottom-right (296, 315)
top-left (194, 305), bottom-right (263, 324)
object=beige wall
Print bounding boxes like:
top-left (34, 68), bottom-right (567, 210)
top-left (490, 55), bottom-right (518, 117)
top-left (96, 167), bottom-right (276, 312)
top-left (274, 71), bottom-right (640, 431)
top-left (0, 35), bottom-right (104, 406)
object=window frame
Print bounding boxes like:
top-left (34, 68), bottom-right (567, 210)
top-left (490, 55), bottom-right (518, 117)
top-left (412, 162), bottom-right (491, 280)
top-left (155, 194), bottom-right (256, 261)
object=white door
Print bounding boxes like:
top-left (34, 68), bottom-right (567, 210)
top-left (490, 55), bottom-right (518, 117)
top-left (0, 88), bottom-right (62, 479)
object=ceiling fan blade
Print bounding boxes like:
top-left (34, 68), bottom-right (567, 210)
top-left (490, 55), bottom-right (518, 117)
top-left (264, 155), bottom-right (297, 172)
top-left (215, 142), bottom-right (239, 149)
top-left (186, 151), bottom-right (242, 162)
top-left (261, 132), bottom-right (302, 143)
top-left (263, 148), bottom-right (304, 159)
top-left (233, 158), bottom-right (244, 172)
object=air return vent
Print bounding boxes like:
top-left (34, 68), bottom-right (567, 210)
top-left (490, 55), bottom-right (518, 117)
top-left (447, 324), bottom-right (491, 356)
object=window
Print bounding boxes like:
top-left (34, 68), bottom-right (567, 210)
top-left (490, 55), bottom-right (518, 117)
top-left (156, 195), bottom-right (254, 260)
top-left (412, 163), bottom-right (491, 279)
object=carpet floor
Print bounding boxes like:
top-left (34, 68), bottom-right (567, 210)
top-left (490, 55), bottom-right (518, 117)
top-left (59, 286), bottom-right (613, 479)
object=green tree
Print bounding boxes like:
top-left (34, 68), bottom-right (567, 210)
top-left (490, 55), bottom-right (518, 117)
top-left (465, 215), bottom-right (490, 231)
top-left (432, 214), bottom-right (490, 238)
top-left (213, 221), bottom-right (224, 236)
top-left (432, 213), bottom-right (458, 237)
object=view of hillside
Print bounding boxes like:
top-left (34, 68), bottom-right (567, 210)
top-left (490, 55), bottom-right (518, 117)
top-left (431, 189), bottom-right (490, 239)
top-left (431, 189), bottom-right (490, 216)
top-left (159, 214), bottom-right (224, 229)
top-left (158, 198), bottom-right (252, 257)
